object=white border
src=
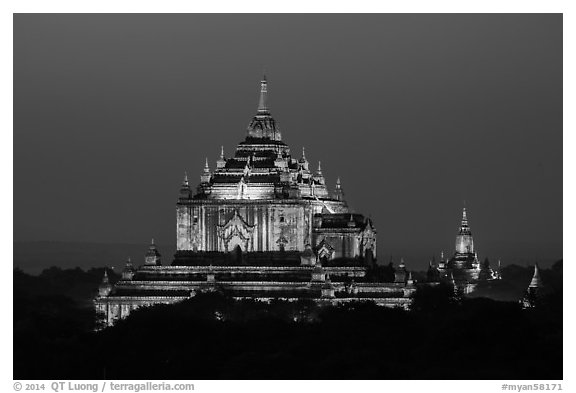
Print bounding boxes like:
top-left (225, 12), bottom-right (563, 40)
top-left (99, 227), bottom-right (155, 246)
top-left (4, 1), bottom-right (571, 390)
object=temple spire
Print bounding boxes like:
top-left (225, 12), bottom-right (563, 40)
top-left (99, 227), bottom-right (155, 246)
top-left (334, 176), bottom-right (344, 201)
top-left (216, 146), bottom-right (227, 169)
top-left (145, 238), bottom-right (162, 266)
top-left (98, 268), bottom-right (112, 297)
top-left (298, 147), bottom-right (308, 167)
top-left (257, 75), bottom-right (269, 114)
top-left (122, 257), bottom-right (135, 280)
top-left (313, 161), bottom-right (325, 186)
top-left (529, 263), bottom-right (543, 288)
top-left (201, 157), bottom-right (211, 183)
top-left (407, 271), bottom-right (415, 286)
top-left (461, 206), bottom-right (468, 227)
top-left (522, 263), bottom-right (544, 308)
top-left (179, 171), bottom-right (192, 200)
top-left (455, 205), bottom-right (474, 253)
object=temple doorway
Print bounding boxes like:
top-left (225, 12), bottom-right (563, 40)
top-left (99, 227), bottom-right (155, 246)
top-left (365, 249), bottom-right (374, 266)
top-left (233, 245), bottom-right (243, 264)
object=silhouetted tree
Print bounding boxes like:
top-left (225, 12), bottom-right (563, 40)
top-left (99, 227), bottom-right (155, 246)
top-left (410, 283), bottom-right (459, 313)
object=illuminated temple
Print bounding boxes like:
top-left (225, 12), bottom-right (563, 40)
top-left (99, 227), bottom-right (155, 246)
top-left (428, 207), bottom-right (498, 294)
top-left (95, 76), bottom-right (414, 327)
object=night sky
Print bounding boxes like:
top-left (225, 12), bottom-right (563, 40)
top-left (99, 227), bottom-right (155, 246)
top-left (14, 14), bottom-right (562, 270)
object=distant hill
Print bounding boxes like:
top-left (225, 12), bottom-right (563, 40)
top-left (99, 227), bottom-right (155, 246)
top-left (13, 241), bottom-right (176, 275)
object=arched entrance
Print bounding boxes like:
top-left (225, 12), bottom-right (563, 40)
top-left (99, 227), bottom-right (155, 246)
top-left (365, 249), bottom-right (374, 266)
top-left (233, 244), bottom-right (243, 264)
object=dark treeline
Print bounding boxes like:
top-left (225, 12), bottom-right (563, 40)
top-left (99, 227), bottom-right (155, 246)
top-left (14, 263), bottom-right (562, 380)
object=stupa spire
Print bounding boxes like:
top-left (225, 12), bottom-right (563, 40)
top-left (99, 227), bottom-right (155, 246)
top-left (122, 257), bottom-right (135, 280)
top-left (145, 238), bottom-right (162, 266)
top-left (333, 176), bottom-right (345, 201)
top-left (216, 146), bottom-right (227, 169)
top-left (529, 263), bottom-right (543, 288)
top-left (298, 147), bottom-right (309, 170)
top-left (461, 206), bottom-right (468, 228)
top-left (98, 268), bottom-right (112, 297)
top-left (179, 171), bottom-right (192, 200)
top-left (257, 74), bottom-right (269, 114)
top-left (521, 263), bottom-right (544, 308)
top-left (455, 204), bottom-right (474, 254)
top-left (201, 157), bottom-right (212, 183)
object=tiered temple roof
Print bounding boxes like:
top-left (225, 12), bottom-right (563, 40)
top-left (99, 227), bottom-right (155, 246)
top-left (194, 76), bottom-right (333, 201)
